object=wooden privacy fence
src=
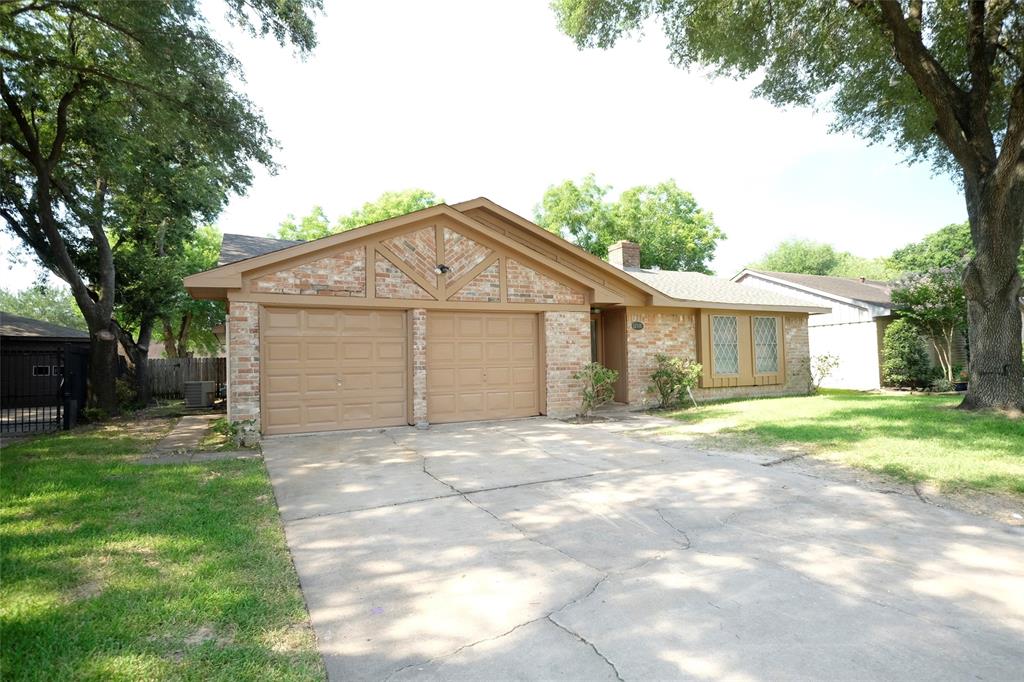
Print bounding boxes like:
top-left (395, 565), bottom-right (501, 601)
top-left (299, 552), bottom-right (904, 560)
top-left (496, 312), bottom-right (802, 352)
top-left (148, 357), bottom-right (226, 399)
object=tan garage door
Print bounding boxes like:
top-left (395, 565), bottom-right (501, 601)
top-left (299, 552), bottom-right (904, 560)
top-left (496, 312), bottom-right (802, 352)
top-left (427, 312), bottom-right (540, 423)
top-left (261, 307), bottom-right (408, 435)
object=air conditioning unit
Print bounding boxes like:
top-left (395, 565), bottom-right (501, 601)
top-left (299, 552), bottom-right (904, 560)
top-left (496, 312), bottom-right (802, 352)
top-left (184, 381), bottom-right (216, 407)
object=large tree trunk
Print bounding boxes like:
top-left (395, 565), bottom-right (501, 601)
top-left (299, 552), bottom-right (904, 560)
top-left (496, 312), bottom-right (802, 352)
top-left (86, 319), bottom-right (120, 413)
top-left (960, 180), bottom-right (1024, 411)
top-left (116, 317), bottom-right (154, 406)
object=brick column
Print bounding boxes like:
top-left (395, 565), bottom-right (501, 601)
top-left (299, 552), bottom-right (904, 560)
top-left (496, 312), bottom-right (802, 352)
top-left (227, 301), bottom-right (260, 431)
top-left (543, 311), bottom-right (590, 418)
top-left (411, 308), bottom-right (428, 427)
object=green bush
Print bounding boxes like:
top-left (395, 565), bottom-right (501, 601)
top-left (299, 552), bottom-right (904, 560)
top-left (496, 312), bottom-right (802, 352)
top-left (648, 354), bottom-right (702, 408)
top-left (573, 362), bottom-right (619, 417)
top-left (810, 353), bottom-right (840, 392)
top-left (881, 319), bottom-right (934, 388)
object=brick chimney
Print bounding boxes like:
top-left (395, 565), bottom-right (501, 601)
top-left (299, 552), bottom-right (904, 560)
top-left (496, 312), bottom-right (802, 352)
top-left (608, 240), bottom-right (640, 269)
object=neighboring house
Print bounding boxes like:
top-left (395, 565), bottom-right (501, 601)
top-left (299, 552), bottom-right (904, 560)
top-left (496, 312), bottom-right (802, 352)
top-left (1, 312), bottom-right (90, 414)
top-left (731, 269), bottom-right (969, 389)
top-left (185, 199), bottom-right (827, 436)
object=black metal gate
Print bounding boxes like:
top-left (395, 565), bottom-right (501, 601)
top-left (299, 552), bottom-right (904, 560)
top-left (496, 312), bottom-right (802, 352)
top-left (1, 343), bottom-right (88, 434)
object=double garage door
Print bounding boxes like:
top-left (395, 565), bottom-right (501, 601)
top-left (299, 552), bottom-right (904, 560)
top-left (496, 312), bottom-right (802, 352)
top-left (261, 308), bottom-right (539, 435)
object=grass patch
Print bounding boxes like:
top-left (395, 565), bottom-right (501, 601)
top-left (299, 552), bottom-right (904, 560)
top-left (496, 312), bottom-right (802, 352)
top-left (663, 391), bottom-right (1024, 495)
top-left (1, 421), bottom-right (322, 681)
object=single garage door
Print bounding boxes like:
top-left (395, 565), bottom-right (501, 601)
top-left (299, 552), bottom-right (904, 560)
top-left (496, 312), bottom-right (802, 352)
top-left (427, 312), bottom-right (540, 423)
top-left (261, 307), bottom-right (408, 435)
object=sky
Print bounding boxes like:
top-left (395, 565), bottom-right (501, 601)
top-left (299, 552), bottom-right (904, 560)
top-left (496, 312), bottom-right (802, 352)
top-left (2, 0), bottom-right (967, 290)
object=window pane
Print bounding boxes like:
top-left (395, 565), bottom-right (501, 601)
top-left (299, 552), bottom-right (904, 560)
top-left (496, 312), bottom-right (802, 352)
top-left (711, 316), bottom-right (739, 375)
top-left (754, 317), bottom-right (779, 373)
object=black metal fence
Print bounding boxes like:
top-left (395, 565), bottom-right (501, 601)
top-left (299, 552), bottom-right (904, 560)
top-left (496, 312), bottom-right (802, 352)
top-left (1, 343), bottom-right (88, 434)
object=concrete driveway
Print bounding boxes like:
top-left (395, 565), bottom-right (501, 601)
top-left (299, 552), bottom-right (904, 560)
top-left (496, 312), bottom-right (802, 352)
top-left (263, 417), bottom-right (1024, 681)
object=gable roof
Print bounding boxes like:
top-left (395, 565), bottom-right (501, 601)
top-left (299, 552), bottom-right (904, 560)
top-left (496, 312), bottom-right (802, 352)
top-left (1, 311), bottom-right (89, 340)
top-left (624, 269), bottom-right (826, 310)
top-left (219, 234), bottom-right (305, 266)
top-left (187, 199), bottom-right (828, 313)
top-left (733, 269), bottom-right (894, 308)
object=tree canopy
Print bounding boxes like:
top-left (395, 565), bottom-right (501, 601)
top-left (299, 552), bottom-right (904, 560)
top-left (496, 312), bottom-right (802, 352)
top-left (276, 190), bottom-right (442, 241)
top-left (553, 0), bottom-right (1024, 409)
top-left (0, 283), bottom-right (85, 330)
top-left (889, 221), bottom-right (1024, 276)
top-left (1, 0), bottom-right (321, 410)
top-left (750, 239), bottom-right (894, 279)
top-left (535, 175), bottom-right (724, 273)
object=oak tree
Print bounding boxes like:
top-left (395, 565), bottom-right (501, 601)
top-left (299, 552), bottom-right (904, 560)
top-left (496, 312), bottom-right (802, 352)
top-left (555, 0), bottom-right (1024, 410)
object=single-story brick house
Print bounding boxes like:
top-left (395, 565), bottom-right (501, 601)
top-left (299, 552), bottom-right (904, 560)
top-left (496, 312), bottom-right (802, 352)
top-left (185, 199), bottom-right (827, 436)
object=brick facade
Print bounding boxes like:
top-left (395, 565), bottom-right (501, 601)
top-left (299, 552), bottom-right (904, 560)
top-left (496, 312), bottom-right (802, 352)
top-left (375, 254), bottom-right (433, 299)
top-left (411, 309), bottom-right (428, 427)
top-left (450, 261), bottom-right (500, 302)
top-left (625, 310), bottom-right (696, 406)
top-left (543, 311), bottom-right (590, 418)
top-left (507, 259), bottom-right (585, 305)
top-left (251, 248), bottom-right (365, 297)
top-left (443, 228), bottom-right (491, 284)
top-left (227, 301), bottom-right (261, 429)
top-left (382, 227), bottom-right (437, 284)
top-left (619, 309), bottom-right (813, 405)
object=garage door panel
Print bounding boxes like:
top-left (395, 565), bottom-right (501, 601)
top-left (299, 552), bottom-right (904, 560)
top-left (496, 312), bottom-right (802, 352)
top-left (427, 312), bottom-right (540, 423)
top-left (267, 341), bottom-right (301, 361)
top-left (512, 367), bottom-right (536, 385)
top-left (266, 375), bottom-right (301, 394)
top-left (428, 368), bottom-right (456, 390)
top-left (510, 317), bottom-right (535, 337)
top-left (486, 342), bottom-right (510, 361)
top-left (377, 341), bottom-right (406, 361)
top-left (342, 342), bottom-right (373, 360)
top-left (429, 341), bottom-right (455, 363)
top-left (376, 370), bottom-right (406, 390)
top-left (306, 342), bottom-right (338, 361)
top-left (262, 308), bottom-right (408, 435)
top-left (457, 317), bottom-right (483, 336)
top-left (486, 392), bottom-right (512, 411)
top-left (513, 391), bottom-right (536, 409)
top-left (487, 367), bottom-right (510, 385)
top-left (511, 341), bottom-right (536, 361)
top-left (457, 342), bottom-right (484, 361)
top-left (457, 367), bottom-right (484, 387)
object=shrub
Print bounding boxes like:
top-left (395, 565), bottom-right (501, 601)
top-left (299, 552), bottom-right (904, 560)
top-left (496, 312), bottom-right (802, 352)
top-left (573, 362), bottom-right (619, 417)
top-left (881, 319), bottom-right (933, 388)
top-left (931, 377), bottom-right (956, 393)
top-left (648, 354), bottom-right (702, 408)
top-left (810, 353), bottom-right (840, 392)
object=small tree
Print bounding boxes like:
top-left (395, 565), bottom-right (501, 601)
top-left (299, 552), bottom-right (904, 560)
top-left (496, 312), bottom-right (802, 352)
top-left (891, 268), bottom-right (966, 383)
top-left (881, 319), bottom-right (933, 389)
top-left (573, 362), bottom-right (619, 417)
top-left (648, 354), bottom-right (702, 408)
top-left (810, 354), bottom-right (840, 393)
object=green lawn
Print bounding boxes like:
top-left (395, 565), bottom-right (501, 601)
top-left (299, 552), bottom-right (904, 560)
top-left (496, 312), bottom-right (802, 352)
top-left (1, 420), bottom-right (323, 682)
top-left (663, 391), bottom-right (1024, 495)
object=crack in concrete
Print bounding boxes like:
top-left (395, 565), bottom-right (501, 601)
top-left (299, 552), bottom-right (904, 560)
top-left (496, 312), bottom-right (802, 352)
top-left (384, 573), bottom-right (615, 681)
top-left (546, 616), bottom-right (625, 682)
top-left (655, 508), bottom-right (692, 549)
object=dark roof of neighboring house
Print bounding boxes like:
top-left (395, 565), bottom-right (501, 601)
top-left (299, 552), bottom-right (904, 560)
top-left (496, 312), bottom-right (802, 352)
top-left (0, 311), bottom-right (89, 340)
top-left (219, 233), bottom-right (305, 266)
top-left (742, 270), bottom-right (894, 307)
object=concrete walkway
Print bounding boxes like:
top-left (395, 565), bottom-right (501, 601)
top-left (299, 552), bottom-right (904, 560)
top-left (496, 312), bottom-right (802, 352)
top-left (263, 418), bottom-right (1024, 682)
top-left (151, 414), bottom-right (221, 453)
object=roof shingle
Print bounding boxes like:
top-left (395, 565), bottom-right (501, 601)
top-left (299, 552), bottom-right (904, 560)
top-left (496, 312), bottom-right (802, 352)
top-left (1, 312), bottom-right (89, 339)
top-left (625, 269), bottom-right (825, 310)
top-left (219, 234), bottom-right (305, 266)
top-left (742, 270), bottom-right (893, 307)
